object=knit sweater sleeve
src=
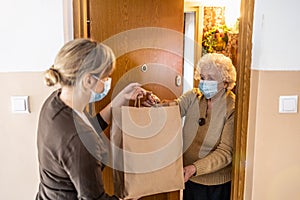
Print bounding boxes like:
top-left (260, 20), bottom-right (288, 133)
top-left (176, 89), bottom-right (199, 117)
top-left (193, 108), bottom-right (235, 176)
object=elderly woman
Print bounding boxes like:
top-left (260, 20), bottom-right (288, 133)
top-left (176, 53), bottom-right (236, 200)
top-left (36, 38), bottom-right (151, 200)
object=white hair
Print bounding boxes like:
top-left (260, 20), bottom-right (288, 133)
top-left (195, 53), bottom-right (236, 90)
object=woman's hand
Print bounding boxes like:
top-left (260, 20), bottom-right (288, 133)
top-left (121, 83), bottom-right (146, 101)
top-left (100, 83), bottom-right (154, 123)
top-left (112, 83), bottom-right (161, 107)
top-left (112, 83), bottom-right (146, 107)
top-left (183, 165), bottom-right (196, 182)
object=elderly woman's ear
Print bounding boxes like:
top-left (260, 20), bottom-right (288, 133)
top-left (223, 82), bottom-right (228, 89)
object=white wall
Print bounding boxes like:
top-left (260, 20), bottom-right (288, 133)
top-left (0, 0), bottom-right (65, 72)
top-left (0, 0), bottom-right (68, 199)
top-left (252, 0), bottom-right (300, 70)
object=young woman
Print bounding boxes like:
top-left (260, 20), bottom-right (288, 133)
top-left (36, 38), bottom-right (150, 199)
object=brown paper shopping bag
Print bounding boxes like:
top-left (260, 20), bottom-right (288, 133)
top-left (111, 105), bottom-right (184, 199)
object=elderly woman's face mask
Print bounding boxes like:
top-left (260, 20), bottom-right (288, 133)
top-left (198, 67), bottom-right (223, 99)
top-left (198, 80), bottom-right (219, 99)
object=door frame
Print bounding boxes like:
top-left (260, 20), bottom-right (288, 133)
top-left (72, 0), bottom-right (255, 199)
top-left (230, 0), bottom-right (255, 199)
top-left (73, 0), bottom-right (89, 38)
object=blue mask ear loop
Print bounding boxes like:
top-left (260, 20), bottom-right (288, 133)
top-left (92, 75), bottom-right (100, 82)
top-left (90, 75), bottom-right (105, 92)
top-left (88, 75), bottom-right (99, 91)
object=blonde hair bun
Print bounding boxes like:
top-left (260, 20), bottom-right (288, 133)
top-left (44, 67), bottom-right (61, 87)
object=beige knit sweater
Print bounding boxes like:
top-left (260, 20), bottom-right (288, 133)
top-left (176, 88), bottom-right (235, 185)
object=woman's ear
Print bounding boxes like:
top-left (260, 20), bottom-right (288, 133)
top-left (82, 74), bottom-right (95, 90)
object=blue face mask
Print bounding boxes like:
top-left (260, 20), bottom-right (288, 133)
top-left (198, 80), bottom-right (219, 99)
top-left (89, 77), bottom-right (112, 103)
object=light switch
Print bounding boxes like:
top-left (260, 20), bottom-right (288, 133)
top-left (11, 96), bottom-right (30, 113)
top-left (279, 95), bottom-right (298, 113)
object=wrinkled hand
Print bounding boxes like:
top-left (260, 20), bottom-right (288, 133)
top-left (183, 165), bottom-right (196, 182)
top-left (141, 91), bottom-right (161, 107)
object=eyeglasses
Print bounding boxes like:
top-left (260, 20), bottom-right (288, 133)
top-left (92, 75), bottom-right (111, 84)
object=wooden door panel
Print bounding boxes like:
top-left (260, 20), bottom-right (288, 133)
top-left (111, 50), bottom-right (183, 98)
top-left (88, 0), bottom-right (184, 109)
top-left (89, 0), bottom-right (184, 41)
top-left (75, 0), bottom-right (184, 199)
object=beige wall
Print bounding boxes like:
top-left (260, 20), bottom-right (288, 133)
top-left (0, 72), bottom-right (56, 199)
top-left (1, 70), bottom-right (300, 200)
top-left (245, 70), bottom-right (300, 200)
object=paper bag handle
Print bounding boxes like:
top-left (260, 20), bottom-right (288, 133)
top-left (134, 97), bottom-right (141, 108)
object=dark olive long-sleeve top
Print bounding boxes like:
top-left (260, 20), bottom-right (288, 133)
top-left (36, 89), bottom-right (118, 200)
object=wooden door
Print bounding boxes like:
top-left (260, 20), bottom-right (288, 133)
top-left (73, 0), bottom-right (184, 199)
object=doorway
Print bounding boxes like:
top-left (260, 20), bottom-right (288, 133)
top-left (183, 11), bottom-right (195, 93)
top-left (72, 0), bottom-right (255, 199)
top-left (190, 0), bottom-right (255, 199)
top-left (183, 1), bottom-right (254, 199)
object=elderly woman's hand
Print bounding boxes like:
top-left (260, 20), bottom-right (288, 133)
top-left (183, 165), bottom-right (196, 182)
top-left (141, 91), bottom-right (161, 107)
